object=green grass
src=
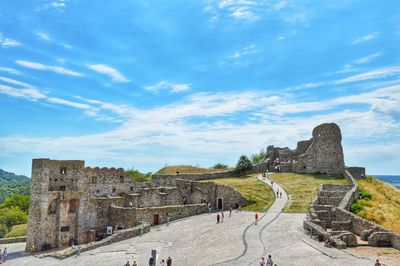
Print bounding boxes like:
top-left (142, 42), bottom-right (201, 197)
top-left (355, 176), bottom-right (400, 233)
top-left (202, 174), bottom-right (275, 212)
top-left (156, 165), bottom-right (233, 175)
top-left (5, 223), bottom-right (27, 238)
top-left (268, 172), bottom-right (347, 213)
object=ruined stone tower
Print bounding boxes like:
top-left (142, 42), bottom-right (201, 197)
top-left (266, 123), bottom-right (345, 175)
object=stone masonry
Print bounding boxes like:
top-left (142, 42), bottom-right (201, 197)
top-left (266, 123), bottom-right (345, 175)
top-left (26, 159), bottom-right (247, 252)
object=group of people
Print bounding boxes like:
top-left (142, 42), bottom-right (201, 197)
top-left (276, 189), bottom-right (283, 198)
top-left (148, 256), bottom-right (172, 266)
top-left (259, 254), bottom-right (275, 266)
top-left (216, 207), bottom-right (235, 223)
top-left (0, 247), bottom-right (8, 263)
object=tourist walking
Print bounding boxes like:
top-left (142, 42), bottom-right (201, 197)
top-left (266, 255), bottom-right (273, 266)
top-left (132, 261), bottom-right (138, 266)
top-left (375, 259), bottom-right (381, 266)
top-left (255, 212), bottom-right (259, 225)
top-left (2, 247), bottom-right (7, 263)
top-left (259, 256), bottom-right (266, 265)
top-left (276, 189), bottom-right (279, 198)
top-left (208, 203), bottom-right (211, 214)
top-left (167, 256), bottom-right (172, 266)
top-left (280, 191), bottom-right (282, 198)
top-left (149, 256), bottom-right (155, 266)
top-left (221, 211), bottom-right (224, 222)
top-left (160, 259), bottom-right (165, 266)
top-left (124, 261), bottom-right (131, 266)
top-left (229, 207), bottom-right (232, 217)
top-left (217, 213), bottom-right (220, 223)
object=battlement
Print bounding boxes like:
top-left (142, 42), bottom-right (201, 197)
top-left (84, 166), bottom-right (125, 175)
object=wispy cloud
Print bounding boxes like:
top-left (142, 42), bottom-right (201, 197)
top-left (36, 32), bottom-right (52, 41)
top-left (0, 77), bottom-right (35, 90)
top-left (47, 97), bottom-right (91, 110)
top-left (35, 0), bottom-right (67, 11)
top-left (145, 81), bottom-right (191, 93)
top-left (352, 33), bottom-right (377, 44)
top-left (87, 64), bottom-right (128, 82)
top-left (0, 84), bottom-right (47, 100)
top-left (353, 52), bottom-right (381, 64)
top-left (217, 0), bottom-right (259, 20)
top-left (336, 66), bottom-right (400, 84)
top-left (221, 44), bottom-right (261, 66)
top-left (60, 43), bottom-right (73, 49)
top-left (0, 33), bottom-right (21, 48)
top-left (0, 67), bottom-right (21, 75)
top-left (15, 60), bottom-right (83, 76)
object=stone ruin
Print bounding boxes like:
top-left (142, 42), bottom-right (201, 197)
top-left (304, 168), bottom-right (400, 250)
top-left (265, 123), bottom-right (345, 175)
top-left (26, 159), bottom-right (247, 253)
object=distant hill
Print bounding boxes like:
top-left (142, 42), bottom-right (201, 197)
top-left (0, 169), bottom-right (30, 203)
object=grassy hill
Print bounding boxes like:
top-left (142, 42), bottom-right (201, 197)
top-left (156, 165), bottom-right (232, 175)
top-left (202, 174), bottom-right (275, 212)
top-left (0, 169), bottom-right (30, 204)
top-left (267, 172), bottom-right (347, 212)
top-left (354, 176), bottom-right (400, 233)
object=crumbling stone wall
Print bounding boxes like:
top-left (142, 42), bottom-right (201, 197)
top-left (26, 158), bottom-right (247, 252)
top-left (265, 123), bottom-right (345, 175)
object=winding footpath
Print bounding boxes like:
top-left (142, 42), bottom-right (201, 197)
top-left (215, 174), bottom-right (288, 266)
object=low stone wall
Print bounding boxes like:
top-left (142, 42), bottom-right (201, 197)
top-left (345, 167), bottom-right (366, 179)
top-left (135, 204), bottom-right (208, 225)
top-left (369, 232), bottom-right (400, 249)
top-left (0, 236), bottom-right (27, 244)
top-left (152, 163), bottom-right (268, 185)
top-left (303, 220), bottom-right (346, 249)
top-left (41, 222), bottom-right (150, 259)
top-left (338, 170), bottom-right (359, 210)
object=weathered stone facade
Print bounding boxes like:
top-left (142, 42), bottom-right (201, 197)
top-left (304, 169), bottom-right (400, 250)
top-left (266, 123), bottom-right (345, 175)
top-left (26, 159), bottom-right (247, 252)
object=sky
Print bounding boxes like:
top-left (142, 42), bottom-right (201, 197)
top-left (0, 0), bottom-right (399, 177)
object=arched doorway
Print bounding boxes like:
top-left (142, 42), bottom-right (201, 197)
top-left (217, 198), bottom-right (223, 210)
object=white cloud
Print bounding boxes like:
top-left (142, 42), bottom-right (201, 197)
top-left (0, 33), bottom-right (21, 48)
top-left (352, 33), bottom-right (377, 44)
top-left (353, 52), bottom-right (381, 64)
top-left (15, 60), bottom-right (83, 76)
top-left (221, 44), bottom-right (261, 66)
top-left (0, 77), bottom-right (35, 90)
top-left (87, 64), bottom-right (128, 82)
top-left (145, 81), bottom-right (191, 93)
top-left (35, 0), bottom-right (66, 11)
top-left (36, 32), bottom-right (52, 41)
top-left (274, 1), bottom-right (288, 10)
top-left (0, 67), bottom-right (21, 75)
top-left (0, 84), bottom-right (47, 100)
top-left (47, 97), bottom-right (92, 109)
top-left (336, 66), bottom-right (400, 84)
top-left (217, 0), bottom-right (259, 20)
top-left (60, 43), bottom-right (73, 49)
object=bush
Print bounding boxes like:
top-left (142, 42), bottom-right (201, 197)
top-left (0, 194), bottom-right (29, 213)
top-left (359, 190), bottom-right (372, 200)
top-left (250, 149), bottom-right (267, 164)
top-left (212, 163), bottom-right (229, 169)
top-left (125, 168), bottom-right (152, 182)
top-left (351, 202), bottom-right (364, 213)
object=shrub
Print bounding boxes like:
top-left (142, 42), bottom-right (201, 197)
top-left (0, 194), bottom-right (29, 213)
top-left (212, 163), bottom-right (229, 169)
top-left (351, 202), bottom-right (364, 213)
top-left (125, 168), bottom-right (152, 182)
top-left (359, 190), bottom-right (372, 200)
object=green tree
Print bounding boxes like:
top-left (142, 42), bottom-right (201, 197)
top-left (0, 207), bottom-right (28, 229)
top-left (0, 194), bottom-right (29, 213)
top-left (250, 149), bottom-right (267, 164)
top-left (125, 168), bottom-right (152, 182)
top-left (236, 155), bottom-right (253, 175)
top-left (212, 163), bottom-right (229, 169)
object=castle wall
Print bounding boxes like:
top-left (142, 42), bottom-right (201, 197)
top-left (294, 123), bottom-right (345, 175)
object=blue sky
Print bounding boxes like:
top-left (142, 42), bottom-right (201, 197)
top-left (1, 0), bottom-right (399, 176)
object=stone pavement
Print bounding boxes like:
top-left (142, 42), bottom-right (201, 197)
top-left (214, 174), bottom-right (287, 265)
